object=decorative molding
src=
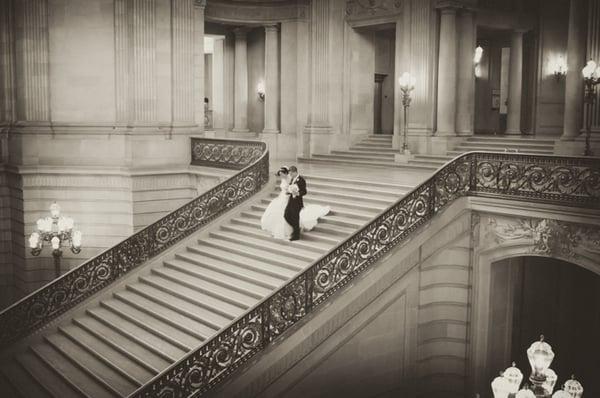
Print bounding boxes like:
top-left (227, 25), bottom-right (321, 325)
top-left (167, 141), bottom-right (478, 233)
top-left (205, 1), bottom-right (308, 24)
top-left (346, 0), bottom-right (403, 20)
top-left (486, 216), bottom-right (600, 259)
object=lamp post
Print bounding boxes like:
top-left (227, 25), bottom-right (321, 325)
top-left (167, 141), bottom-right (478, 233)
top-left (29, 202), bottom-right (82, 278)
top-left (490, 335), bottom-right (584, 398)
top-left (582, 59), bottom-right (600, 156)
top-left (398, 72), bottom-right (416, 157)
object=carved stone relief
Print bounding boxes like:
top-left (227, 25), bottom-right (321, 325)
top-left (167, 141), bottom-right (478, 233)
top-left (345, 0), bottom-right (403, 21)
top-left (482, 215), bottom-right (600, 260)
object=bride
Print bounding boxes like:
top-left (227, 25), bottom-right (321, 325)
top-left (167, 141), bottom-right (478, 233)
top-left (261, 166), bottom-right (330, 240)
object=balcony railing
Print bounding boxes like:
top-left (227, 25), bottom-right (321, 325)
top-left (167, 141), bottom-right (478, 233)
top-left (130, 151), bottom-right (600, 398)
top-left (0, 137), bottom-right (269, 347)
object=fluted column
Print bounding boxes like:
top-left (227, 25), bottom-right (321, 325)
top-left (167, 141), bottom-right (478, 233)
top-left (304, 0), bottom-right (330, 131)
top-left (131, 0), bottom-right (157, 123)
top-left (212, 37), bottom-right (225, 129)
top-left (194, 1), bottom-right (206, 130)
top-left (0, 0), bottom-right (15, 124)
top-left (436, 6), bottom-right (458, 135)
top-left (14, 0), bottom-right (50, 122)
top-left (263, 25), bottom-right (280, 134)
top-left (172, 0), bottom-right (195, 124)
top-left (456, 9), bottom-right (475, 135)
top-left (233, 28), bottom-right (249, 133)
top-left (562, 0), bottom-right (587, 140)
top-left (506, 30), bottom-right (524, 135)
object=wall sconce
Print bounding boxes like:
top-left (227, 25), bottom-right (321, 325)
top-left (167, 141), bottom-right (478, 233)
top-left (550, 55), bottom-right (568, 81)
top-left (257, 80), bottom-right (265, 101)
top-left (474, 46), bottom-right (483, 78)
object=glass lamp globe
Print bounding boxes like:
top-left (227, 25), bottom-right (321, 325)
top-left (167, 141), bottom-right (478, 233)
top-left (516, 389), bottom-right (535, 398)
top-left (473, 46), bottom-right (483, 64)
top-left (543, 368), bottom-right (558, 394)
top-left (29, 232), bottom-right (40, 249)
top-left (51, 236), bottom-right (60, 250)
top-left (72, 230), bottom-right (82, 248)
top-left (503, 362), bottom-right (524, 393)
top-left (50, 202), bottom-right (61, 218)
top-left (527, 336), bottom-right (555, 376)
top-left (582, 60), bottom-right (599, 80)
top-left (398, 72), bottom-right (416, 91)
top-left (491, 374), bottom-right (512, 398)
top-left (563, 376), bottom-right (583, 398)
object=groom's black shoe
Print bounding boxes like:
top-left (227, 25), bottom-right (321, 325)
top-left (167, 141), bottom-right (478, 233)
top-left (290, 234), bottom-right (300, 241)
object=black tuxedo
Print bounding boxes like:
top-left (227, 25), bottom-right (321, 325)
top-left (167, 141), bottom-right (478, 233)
top-left (284, 175), bottom-right (307, 239)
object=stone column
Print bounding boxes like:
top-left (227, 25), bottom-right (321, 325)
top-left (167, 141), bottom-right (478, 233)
top-left (212, 37), bottom-right (225, 129)
top-left (302, 0), bottom-right (331, 155)
top-left (456, 9), bottom-right (475, 135)
top-left (194, 0), bottom-right (206, 130)
top-left (435, 6), bottom-right (458, 136)
top-left (506, 30), bottom-right (524, 135)
top-left (172, 0), bottom-right (195, 124)
top-left (562, 0), bottom-right (587, 140)
top-left (233, 28), bottom-right (249, 133)
top-left (263, 25), bottom-right (280, 134)
top-left (14, 0), bottom-right (50, 122)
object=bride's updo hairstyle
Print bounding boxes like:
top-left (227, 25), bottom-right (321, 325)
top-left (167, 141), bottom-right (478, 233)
top-left (276, 166), bottom-right (289, 177)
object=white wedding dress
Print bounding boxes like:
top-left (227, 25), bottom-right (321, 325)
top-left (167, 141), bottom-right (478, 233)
top-left (261, 177), bottom-right (330, 240)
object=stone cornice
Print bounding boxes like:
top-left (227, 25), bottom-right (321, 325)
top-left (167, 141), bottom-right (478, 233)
top-left (345, 0), bottom-right (403, 25)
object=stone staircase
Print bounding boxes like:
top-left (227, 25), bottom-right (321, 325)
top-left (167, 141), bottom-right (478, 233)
top-left (304, 134), bottom-right (556, 171)
top-left (0, 174), bottom-right (412, 398)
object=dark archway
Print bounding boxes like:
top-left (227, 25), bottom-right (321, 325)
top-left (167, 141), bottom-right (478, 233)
top-left (488, 256), bottom-right (600, 396)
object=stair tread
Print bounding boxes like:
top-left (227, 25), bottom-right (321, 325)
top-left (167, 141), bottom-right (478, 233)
top-left (185, 244), bottom-right (297, 279)
top-left (302, 174), bottom-right (410, 190)
top-left (100, 299), bottom-right (201, 350)
top-left (309, 180), bottom-right (410, 195)
top-left (231, 217), bottom-right (349, 243)
top-left (111, 292), bottom-right (211, 344)
top-left (0, 370), bottom-right (23, 398)
top-left (151, 266), bottom-right (263, 305)
top-left (45, 332), bottom-right (137, 397)
top-left (146, 267), bottom-right (257, 310)
top-left (73, 315), bottom-right (171, 372)
top-left (199, 237), bottom-right (307, 270)
top-left (173, 250), bottom-right (289, 286)
top-left (1, 360), bottom-right (53, 398)
top-left (308, 187), bottom-right (398, 203)
top-left (263, 195), bottom-right (386, 213)
top-left (59, 324), bottom-right (153, 386)
top-left (222, 222), bottom-right (333, 250)
top-left (210, 229), bottom-right (325, 259)
top-left (122, 283), bottom-right (231, 333)
top-left (16, 348), bottom-right (84, 398)
top-left (304, 156), bottom-right (437, 169)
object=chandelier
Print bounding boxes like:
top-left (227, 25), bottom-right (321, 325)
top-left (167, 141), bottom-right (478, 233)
top-left (491, 335), bottom-right (583, 397)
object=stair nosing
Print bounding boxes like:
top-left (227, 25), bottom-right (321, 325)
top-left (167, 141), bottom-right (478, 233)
top-left (14, 355), bottom-right (57, 398)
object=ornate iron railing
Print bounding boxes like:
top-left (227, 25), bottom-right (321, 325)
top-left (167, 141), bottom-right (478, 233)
top-left (0, 138), bottom-right (268, 348)
top-left (130, 152), bottom-right (600, 398)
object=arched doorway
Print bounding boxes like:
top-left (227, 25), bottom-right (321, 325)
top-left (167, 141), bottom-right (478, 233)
top-left (487, 256), bottom-right (600, 396)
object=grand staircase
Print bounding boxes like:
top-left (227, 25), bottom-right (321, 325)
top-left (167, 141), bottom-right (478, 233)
top-left (0, 173), bottom-right (412, 397)
top-left (305, 134), bottom-right (556, 171)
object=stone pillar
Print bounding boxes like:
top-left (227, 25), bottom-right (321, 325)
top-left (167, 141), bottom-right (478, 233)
top-left (172, 0), bottom-right (195, 124)
top-left (506, 30), bottom-right (524, 135)
top-left (303, 0), bottom-right (331, 155)
top-left (562, 0), bottom-right (587, 140)
top-left (233, 28), bottom-right (249, 133)
top-left (212, 37), bottom-right (225, 129)
top-left (194, 0), bottom-right (205, 130)
top-left (263, 25), bottom-right (280, 134)
top-left (14, 0), bottom-right (50, 122)
top-left (456, 9), bottom-right (475, 135)
top-left (435, 6), bottom-right (458, 136)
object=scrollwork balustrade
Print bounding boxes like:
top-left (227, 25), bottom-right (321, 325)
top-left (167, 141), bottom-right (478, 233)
top-left (130, 152), bottom-right (599, 398)
top-left (0, 138), bottom-right (268, 347)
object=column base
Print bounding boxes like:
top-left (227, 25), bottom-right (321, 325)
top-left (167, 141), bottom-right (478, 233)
top-left (232, 128), bottom-right (250, 133)
top-left (504, 130), bottom-right (522, 135)
top-left (394, 149), bottom-right (414, 163)
top-left (262, 128), bottom-right (280, 134)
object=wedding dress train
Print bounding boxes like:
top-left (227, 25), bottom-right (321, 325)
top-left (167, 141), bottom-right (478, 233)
top-left (261, 178), bottom-right (330, 240)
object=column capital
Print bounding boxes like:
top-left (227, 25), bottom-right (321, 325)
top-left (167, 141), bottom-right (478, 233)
top-left (233, 27), bottom-right (250, 39)
top-left (194, 0), bottom-right (206, 9)
top-left (436, 0), bottom-right (476, 12)
top-left (264, 24), bottom-right (279, 33)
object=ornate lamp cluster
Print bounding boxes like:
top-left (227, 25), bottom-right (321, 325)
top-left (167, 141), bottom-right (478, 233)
top-left (582, 59), bottom-right (600, 157)
top-left (492, 336), bottom-right (584, 398)
top-left (398, 71), bottom-right (416, 152)
top-left (29, 202), bottom-right (82, 278)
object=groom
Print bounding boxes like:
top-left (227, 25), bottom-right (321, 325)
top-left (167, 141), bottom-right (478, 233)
top-left (284, 166), bottom-right (307, 241)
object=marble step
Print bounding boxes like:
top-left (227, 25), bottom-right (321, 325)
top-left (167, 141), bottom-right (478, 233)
top-left (302, 155), bottom-right (438, 171)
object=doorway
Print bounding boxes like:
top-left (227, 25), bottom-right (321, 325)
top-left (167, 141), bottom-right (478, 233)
top-left (372, 27), bottom-right (395, 135)
top-left (487, 256), bottom-right (600, 396)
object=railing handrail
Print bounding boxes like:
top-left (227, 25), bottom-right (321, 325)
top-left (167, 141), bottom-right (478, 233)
top-left (0, 137), bottom-right (269, 347)
top-left (129, 151), bottom-right (600, 398)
